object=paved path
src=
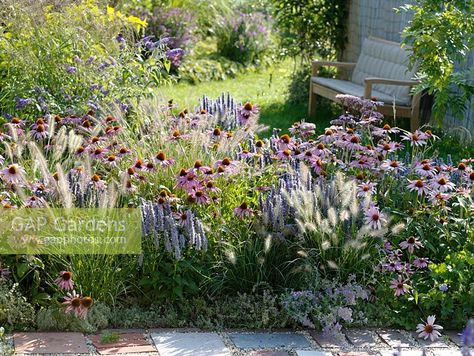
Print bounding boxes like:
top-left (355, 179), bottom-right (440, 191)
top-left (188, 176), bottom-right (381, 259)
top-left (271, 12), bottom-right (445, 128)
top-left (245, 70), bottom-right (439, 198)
top-left (2, 328), bottom-right (469, 355)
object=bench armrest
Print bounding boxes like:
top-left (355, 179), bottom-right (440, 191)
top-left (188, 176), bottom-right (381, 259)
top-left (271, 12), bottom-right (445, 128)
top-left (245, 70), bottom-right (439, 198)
top-left (311, 61), bottom-right (356, 75)
top-left (364, 77), bottom-right (420, 99)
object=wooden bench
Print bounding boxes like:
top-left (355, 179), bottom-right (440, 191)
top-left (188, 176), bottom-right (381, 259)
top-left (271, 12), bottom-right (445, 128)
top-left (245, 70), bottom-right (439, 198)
top-left (308, 37), bottom-right (422, 131)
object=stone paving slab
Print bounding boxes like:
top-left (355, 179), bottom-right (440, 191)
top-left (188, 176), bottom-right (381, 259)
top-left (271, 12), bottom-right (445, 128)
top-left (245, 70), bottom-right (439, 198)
top-left (376, 330), bottom-right (414, 348)
top-left (430, 349), bottom-right (463, 356)
top-left (344, 329), bottom-right (382, 349)
top-left (229, 332), bottom-right (311, 349)
top-left (296, 351), bottom-right (333, 356)
top-left (13, 332), bottom-right (89, 354)
top-left (337, 352), bottom-right (378, 356)
top-left (249, 351), bottom-right (290, 356)
top-left (379, 351), bottom-right (425, 356)
top-left (309, 331), bottom-right (350, 349)
top-left (445, 331), bottom-right (462, 347)
top-left (90, 332), bottom-right (155, 354)
top-left (151, 332), bottom-right (230, 356)
top-left (410, 333), bottom-right (450, 348)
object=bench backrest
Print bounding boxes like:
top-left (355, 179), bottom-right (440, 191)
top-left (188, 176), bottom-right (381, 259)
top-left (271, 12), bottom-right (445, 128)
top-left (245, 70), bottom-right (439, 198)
top-left (351, 37), bottom-right (417, 104)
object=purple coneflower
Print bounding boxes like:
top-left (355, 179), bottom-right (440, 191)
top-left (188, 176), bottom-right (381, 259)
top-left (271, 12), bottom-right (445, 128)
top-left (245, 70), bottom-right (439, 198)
top-left (1, 164), bottom-right (25, 184)
top-left (62, 291), bottom-right (82, 318)
top-left (413, 257), bottom-right (429, 268)
top-left (364, 204), bottom-right (386, 230)
top-left (357, 181), bottom-right (376, 197)
top-left (90, 147), bottom-right (108, 159)
top-left (399, 236), bottom-right (423, 254)
top-left (154, 152), bottom-right (175, 168)
top-left (380, 159), bottom-right (405, 174)
top-left (234, 202), bottom-right (252, 218)
top-left (416, 315), bottom-right (443, 342)
top-left (55, 271), bottom-right (75, 290)
top-left (414, 160), bottom-right (436, 178)
top-left (90, 174), bottom-right (107, 190)
top-left (401, 130), bottom-right (428, 146)
top-left (390, 276), bottom-right (410, 296)
top-left (430, 174), bottom-right (455, 192)
top-left (407, 179), bottom-right (430, 196)
top-left (237, 102), bottom-right (259, 125)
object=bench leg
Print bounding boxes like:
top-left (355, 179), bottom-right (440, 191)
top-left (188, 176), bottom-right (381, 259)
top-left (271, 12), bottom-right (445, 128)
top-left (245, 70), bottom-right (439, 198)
top-left (410, 92), bottom-right (422, 131)
top-left (308, 82), bottom-right (317, 118)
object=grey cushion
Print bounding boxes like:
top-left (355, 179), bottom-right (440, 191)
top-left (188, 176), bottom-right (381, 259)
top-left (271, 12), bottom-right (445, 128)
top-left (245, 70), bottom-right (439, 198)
top-left (351, 37), bottom-right (416, 105)
top-left (312, 77), bottom-right (411, 106)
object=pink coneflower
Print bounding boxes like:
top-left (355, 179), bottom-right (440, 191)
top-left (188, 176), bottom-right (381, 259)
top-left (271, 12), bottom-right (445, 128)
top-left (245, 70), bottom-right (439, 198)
top-left (357, 181), bottom-right (377, 197)
top-left (188, 188), bottom-right (209, 205)
top-left (344, 135), bottom-right (363, 151)
top-left (377, 123), bottom-right (400, 135)
top-left (104, 155), bottom-right (119, 167)
top-left (173, 211), bottom-right (190, 226)
top-left (133, 159), bottom-right (146, 171)
top-left (9, 117), bottom-right (24, 128)
top-left (274, 134), bottom-right (294, 151)
top-left (117, 147), bottom-right (131, 157)
top-left (416, 315), bottom-right (443, 342)
top-left (79, 296), bottom-right (93, 319)
top-left (55, 271), bottom-right (75, 290)
top-left (309, 157), bottom-right (325, 174)
top-left (318, 128), bottom-right (336, 143)
top-left (313, 143), bottom-right (331, 157)
top-left (63, 290), bottom-right (82, 318)
top-left (25, 196), bottom-right (46, 208)
top-left (364, 204), bottom-right (386, 230)
top-left (390, 276), bottom-right (410, 296)
top-left (430, 174), bottom-right (455, 192)
top-left (380, 159), bottom-right (405, 174)
top-left (408, 179), bottom-right (430, 196)
top-left (276, 149), bottom-right (292, 161)
top-left (413, 257), bottom-right (429, 268)
top-left (204, 180), bottom-right (220, 193)
top-left (124, 180), bottom-right (136, 193)
top-left (350, 155), bottom-right (374, 169)
top-left (31, 123), bottom-right (49, 140)
top-left (401, 130), bottom-right (428, 146)
top-left (399, 236), bottom-right (423, 254)
top-left (210, 127), bottom-right (223, 141)
top-left (1, 164), bottom-right (25, 184)
top-left (75, 146), bottom-right (88, 157)
top-left (415, 160), bottom-right (437, 177)
top-left (237, 102), bottom-right (259, 125)
top-left (296, 150), bottom-right (315, 161)
top-left (429, 191), bottom-right (451, 204)
top-left (90, 174), bottom-right (107, 190)
top-left (90, 147), bottom-right (108, 159)
top-left (234, 202), bottom-right (252, 218)
top-left (169, 129), bottom-right (191, 141)
top-left (144, 161), bottom-right (156, 172)
top-left (239, 150), bottom-right (255, 159)
top-left (154, 152), bottom-right (175, 168)
top-left (215, 157), bottom-right (239, 174)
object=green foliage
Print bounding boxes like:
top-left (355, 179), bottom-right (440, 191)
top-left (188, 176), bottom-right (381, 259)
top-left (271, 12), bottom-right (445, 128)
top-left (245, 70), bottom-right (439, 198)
top-left (271, 0), bottom-right (348, 61)
top-left (215, 12), bottom-right (273, 65)
top-left (0, 281), bottom-right (36, 331)
top-left (109, 292), bottom-right (288, 329)
top-left (100, 330), bottom-right (121, 344)
top-left (0, 0), bottom-right (167, 117)
top-left (36, 302), bottom-right (110, 332)
top-left (400, 0), bottom-right (474, 125)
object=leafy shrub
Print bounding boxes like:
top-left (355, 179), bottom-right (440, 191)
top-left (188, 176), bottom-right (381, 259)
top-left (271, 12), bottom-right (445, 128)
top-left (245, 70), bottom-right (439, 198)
top-left (282, 275), bottom-right (369, 336)
top-left (0, 0), bottom-right (167, 118)
top-left (271, 0), bottom-right (348, 60)
top-left (400, 0), bottom-right (474, 124)
top-left (0, 281), bottom-right (35, 331)
top-left (215, 12), bottom-right (273, 65)
top-left (36, 302), bottom-right (110, 332)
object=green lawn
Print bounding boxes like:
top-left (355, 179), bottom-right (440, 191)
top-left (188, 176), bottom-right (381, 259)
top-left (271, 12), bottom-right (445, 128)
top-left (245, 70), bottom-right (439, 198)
top-left (155, 61), bottom-right (335, 136)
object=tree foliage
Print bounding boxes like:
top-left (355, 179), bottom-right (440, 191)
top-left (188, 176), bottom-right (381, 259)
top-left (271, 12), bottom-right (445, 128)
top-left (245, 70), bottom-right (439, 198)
top-left (400, 0), bottom-right (474, 125)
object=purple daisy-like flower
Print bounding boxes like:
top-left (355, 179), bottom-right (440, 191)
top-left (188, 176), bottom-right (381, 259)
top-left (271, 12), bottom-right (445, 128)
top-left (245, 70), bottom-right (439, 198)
top-left (413, 257), bottom-right (429, 268)
top-left (363, 204), bottom-right (386, 230)
top-left (1, 164), bottom-right (25, 184)
top-left (416, 315), bottom-right (443, 342)
top-left (237, 102), bottom-right (259, 126)
top-left (401, 130), bottom-right (428, 147)
top-left (55, 271), bottom-right (75, 291)
top-left (357, 181), bottom-right (376, 197)
top-left (234, 202), bottom-right (252, 218)
top-left (390, 275), bottom-right (410, 296)
top-left (430, 174), bottom-right (456, 192)
top-left (399, 236), bottom-right (423, 254)
top-left (408, 179), bottom-right (430, 196)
